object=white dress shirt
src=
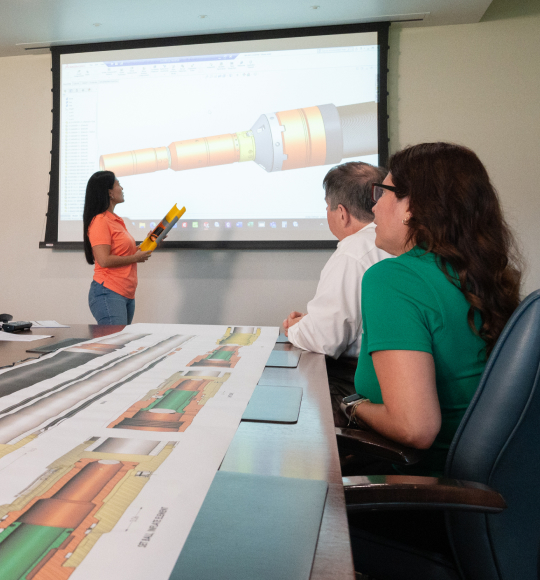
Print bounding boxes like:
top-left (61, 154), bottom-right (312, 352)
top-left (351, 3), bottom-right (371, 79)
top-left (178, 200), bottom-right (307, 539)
top-left (287, 222), bottom-right (392, 358)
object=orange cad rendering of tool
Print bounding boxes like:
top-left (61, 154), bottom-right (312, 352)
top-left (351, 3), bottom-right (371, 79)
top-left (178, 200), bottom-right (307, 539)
top-left (99, 102), bottom-right (377, 178)
top-left (139, 204), bottom-right (186, 252)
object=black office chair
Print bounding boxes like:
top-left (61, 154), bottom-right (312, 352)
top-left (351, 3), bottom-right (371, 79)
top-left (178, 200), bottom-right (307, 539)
top-left (337, 289), bottom-right (540, 580)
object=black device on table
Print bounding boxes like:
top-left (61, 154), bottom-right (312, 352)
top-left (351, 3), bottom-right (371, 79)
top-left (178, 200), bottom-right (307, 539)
top-left (2, 321), bottom-right (32, 333)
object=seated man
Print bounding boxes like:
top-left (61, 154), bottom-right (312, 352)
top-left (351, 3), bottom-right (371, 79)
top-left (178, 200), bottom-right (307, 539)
top-left (283, 161), bottom-right (392, 425)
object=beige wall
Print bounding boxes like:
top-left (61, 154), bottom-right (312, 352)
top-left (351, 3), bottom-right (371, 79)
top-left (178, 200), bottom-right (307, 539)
top-left (388, 9), bottom-right (540, 293)
top-left (1, 6), bottom-right (539, 324)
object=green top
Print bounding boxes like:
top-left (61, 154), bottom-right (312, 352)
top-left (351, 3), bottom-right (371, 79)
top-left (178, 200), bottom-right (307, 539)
top-left (355, 247), bottom-right (486, 476)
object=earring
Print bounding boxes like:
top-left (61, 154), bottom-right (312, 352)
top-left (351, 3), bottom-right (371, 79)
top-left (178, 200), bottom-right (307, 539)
top-left (402, 218), bottom-right (410, 226)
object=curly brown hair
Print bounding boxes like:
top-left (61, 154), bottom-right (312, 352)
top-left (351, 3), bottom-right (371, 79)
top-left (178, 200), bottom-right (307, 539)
top-left (389, 142), bottom-right (522, 357)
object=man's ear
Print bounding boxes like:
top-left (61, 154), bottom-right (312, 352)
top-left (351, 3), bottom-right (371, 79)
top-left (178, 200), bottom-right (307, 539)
top-left (338, 204), bottom-right (351, 226)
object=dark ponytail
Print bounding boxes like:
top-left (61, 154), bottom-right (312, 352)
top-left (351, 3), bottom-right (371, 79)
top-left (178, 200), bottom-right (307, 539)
top-left (83, 171), bottom-right (115, 265)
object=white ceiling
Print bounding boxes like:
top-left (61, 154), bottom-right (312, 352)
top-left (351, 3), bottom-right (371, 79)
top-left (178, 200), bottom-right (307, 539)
top-left (1, 0), bottom-right (493, 58)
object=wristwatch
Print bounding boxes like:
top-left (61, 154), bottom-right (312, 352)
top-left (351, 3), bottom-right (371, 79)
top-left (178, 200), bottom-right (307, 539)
top-left (340, 394), bottom-right (369, 425)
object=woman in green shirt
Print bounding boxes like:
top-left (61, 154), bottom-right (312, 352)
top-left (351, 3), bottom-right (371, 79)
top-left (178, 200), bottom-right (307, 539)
top-left (347, 142), bottom-right (522, 476)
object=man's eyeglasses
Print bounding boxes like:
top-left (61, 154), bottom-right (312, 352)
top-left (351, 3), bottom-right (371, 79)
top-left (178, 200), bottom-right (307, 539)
top-left (371, 183), bottom-right (399, 203)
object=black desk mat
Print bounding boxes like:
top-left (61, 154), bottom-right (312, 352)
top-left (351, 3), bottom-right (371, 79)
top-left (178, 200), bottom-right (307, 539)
top-left (26, 337), bottom-right (87, 353)
top-left (170, 471), bottom-right (328, 580)
top-left (241, 385), bottom-right (303, 423)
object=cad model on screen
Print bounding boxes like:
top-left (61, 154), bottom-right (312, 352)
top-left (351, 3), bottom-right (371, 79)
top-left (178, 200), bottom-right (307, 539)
top-left (99, 102), bottom-right (377, 177)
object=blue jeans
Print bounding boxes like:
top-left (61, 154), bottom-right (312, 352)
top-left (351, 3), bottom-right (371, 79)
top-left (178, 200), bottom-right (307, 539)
top-left (89, 280), bottom-right (135, 325)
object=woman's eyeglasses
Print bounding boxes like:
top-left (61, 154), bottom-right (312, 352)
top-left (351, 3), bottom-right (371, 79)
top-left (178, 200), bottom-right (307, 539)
top-left (371, 183), bottom-right (399, 203)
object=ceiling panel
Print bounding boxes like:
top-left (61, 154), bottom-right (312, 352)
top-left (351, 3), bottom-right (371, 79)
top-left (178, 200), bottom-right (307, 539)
top-left (0, 0), bottom-right (493, 58)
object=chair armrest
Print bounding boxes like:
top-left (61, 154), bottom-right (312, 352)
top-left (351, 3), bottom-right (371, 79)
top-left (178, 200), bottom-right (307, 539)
top-left (343, 475), bottom-right (506, 513)
top-left (336, 427), bottom-right (423, 466)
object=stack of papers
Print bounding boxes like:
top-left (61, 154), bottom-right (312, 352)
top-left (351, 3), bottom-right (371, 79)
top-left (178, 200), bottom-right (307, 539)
top-left (0, 333), bottom-right (52, 342)
top-left (30, 321), bottom-right (70, 328)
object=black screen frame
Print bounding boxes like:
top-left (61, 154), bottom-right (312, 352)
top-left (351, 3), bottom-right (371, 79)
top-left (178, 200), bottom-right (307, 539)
top-left (42, 21), bottom-right (390, 250)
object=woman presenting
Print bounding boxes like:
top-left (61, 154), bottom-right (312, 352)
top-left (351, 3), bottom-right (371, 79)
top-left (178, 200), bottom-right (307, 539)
top-left (83, 171), bottom-right (151, 325)
top-left (346, 142), bottom-right (522, 476)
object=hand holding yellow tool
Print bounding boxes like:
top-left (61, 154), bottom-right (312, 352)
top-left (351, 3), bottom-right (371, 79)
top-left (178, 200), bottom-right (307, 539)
top-left (140, 204), bottom-right (186, 252)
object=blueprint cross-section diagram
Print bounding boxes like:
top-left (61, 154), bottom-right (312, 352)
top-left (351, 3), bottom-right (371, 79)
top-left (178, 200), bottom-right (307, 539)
top-left (0, 323), bottom-right (277, 580)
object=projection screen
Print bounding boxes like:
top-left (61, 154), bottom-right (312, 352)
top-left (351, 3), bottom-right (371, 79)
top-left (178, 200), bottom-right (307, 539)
top-left (43, 23), bottom-right (389, 249)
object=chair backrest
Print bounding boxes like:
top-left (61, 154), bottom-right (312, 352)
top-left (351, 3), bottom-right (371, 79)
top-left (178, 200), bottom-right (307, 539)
top-left (445, 289), bottom-right (540, 580)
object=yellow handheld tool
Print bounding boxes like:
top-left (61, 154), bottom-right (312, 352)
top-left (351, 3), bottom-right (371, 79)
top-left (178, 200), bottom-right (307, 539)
top-left (140, 204), bottom-right (186, 252)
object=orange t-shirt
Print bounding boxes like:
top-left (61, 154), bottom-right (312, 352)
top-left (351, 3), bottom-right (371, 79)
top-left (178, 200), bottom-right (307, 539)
top-left (88, 212), bottom-right (138, 299)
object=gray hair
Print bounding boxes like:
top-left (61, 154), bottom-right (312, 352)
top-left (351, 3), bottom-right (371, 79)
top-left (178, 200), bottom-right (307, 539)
top-left (323, 161), bottom-right (387, 222)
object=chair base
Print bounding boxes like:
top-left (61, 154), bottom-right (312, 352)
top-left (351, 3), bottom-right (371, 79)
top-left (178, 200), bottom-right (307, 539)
top-left (348, 510), bottom-right (459, 580)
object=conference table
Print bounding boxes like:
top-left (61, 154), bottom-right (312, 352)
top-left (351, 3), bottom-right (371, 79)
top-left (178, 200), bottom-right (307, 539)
top-left (0, 324), bottom-right (355, 580)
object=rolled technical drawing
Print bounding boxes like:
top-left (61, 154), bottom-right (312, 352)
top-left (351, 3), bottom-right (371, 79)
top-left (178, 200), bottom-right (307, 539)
top-left (92, 437), bottom-right (161, 454)
top-left (218, 327), bottom-right (261, 346)
top-left (0, 335), bottom-right (192, 444)
top-left (0, 333), bottom-right (149, 398)
top-left (99, 101), bottom-right (377, 177)
top-left (139, 203), bottom-right (186, 252)
top-left (109, 371), bottom-right (230, 432)
top-left (188, 346), bottom-right (241, 368)
top-left (0, 461), bottom-right (125, 580)
top-left (0, 437), bottom-right (171, 578)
